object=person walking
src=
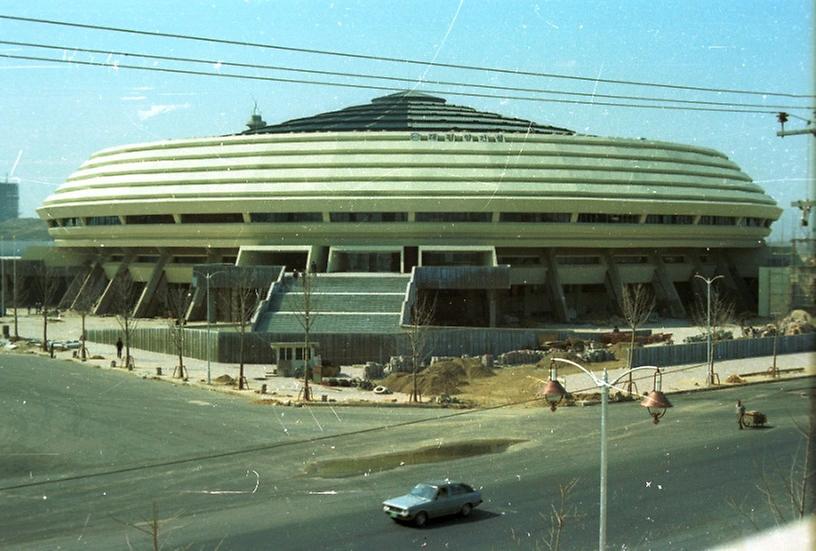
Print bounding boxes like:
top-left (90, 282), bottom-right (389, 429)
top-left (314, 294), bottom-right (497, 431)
top-left (736, 399), bottom-right (746, 430)
top-left (116, 336), bottom-right (123, 360)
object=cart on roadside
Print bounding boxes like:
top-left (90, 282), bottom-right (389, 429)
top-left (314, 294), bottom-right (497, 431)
top-left (742, 410), bottom-right (768, 428)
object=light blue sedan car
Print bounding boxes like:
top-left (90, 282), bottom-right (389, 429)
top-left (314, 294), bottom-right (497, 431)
top-left (382, 481), bottom-right (483, 527)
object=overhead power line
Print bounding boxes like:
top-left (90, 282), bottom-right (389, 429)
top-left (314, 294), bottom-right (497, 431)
top-left (0, 53), bottom-right (787, 115)
top-left (1, 13), bottom-right (813, 100)
top-left (2, 39), bottom-right (812, 112)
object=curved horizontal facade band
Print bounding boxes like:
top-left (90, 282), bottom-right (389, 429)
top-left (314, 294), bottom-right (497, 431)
top-left (72, 138), bottom-right (748, 167)
top-left (40, 191), bottom-right (778, 216)
top-left (76, 144), bottom-right (744, 170)
top-left (46, 221), bottom-right (770, 248)
top-left (82, 131), bottom-right (733, 160)
top-left (66, 161), bottom-right (753, 185)
top-left (40, 193), bottom-right (780, 219)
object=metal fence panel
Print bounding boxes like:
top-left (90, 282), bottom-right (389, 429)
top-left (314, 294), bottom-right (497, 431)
top-left (87, 327), bottom-right (815, 367)
top-left (633, 333), bottom-right (815, 367)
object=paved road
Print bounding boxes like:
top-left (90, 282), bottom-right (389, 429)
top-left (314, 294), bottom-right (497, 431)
top-left (1, 354), bottom-right (812, 549)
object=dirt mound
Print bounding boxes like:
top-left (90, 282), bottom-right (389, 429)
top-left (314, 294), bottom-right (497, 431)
top-left (380, 357), bottom-right (493, 397)
top-left (214, 374), bottom-right (236, 385)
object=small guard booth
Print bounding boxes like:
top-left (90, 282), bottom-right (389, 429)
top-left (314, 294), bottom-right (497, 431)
top-left (270, 342), bottom-right (322, 380)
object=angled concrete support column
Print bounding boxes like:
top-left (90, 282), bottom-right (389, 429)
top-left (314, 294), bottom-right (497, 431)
top-left (71, 264), bottom-right (108, 311)
top-left (133, 253), bottom-right (169, 317)
top-left (690, 254), bottom-right (708, 295)
top-left (207, 284), bottom-right (217, 324)
top-left (545, 250), bottom-right (570, 322)
top-left (58, 266), bottom-right (91, 310)
top-left (651, 254), bottom-right (686, 318)
top-left (603, 252), bottom-right (624, 308)
top-left (488, 290), bottom-right (497, 328)
top-left (715, 251), bottom-right (754, 313)
top-left (185, 284), bottom-right (206, 322)
top-left (94, 255), bottom-right (134, 315)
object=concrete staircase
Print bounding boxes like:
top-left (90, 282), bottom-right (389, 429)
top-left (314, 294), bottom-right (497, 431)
top-left (255, 273), bottom-right (410, 334)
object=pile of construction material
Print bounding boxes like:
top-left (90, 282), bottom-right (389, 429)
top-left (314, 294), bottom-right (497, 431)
top-left (778, 310), bottom-right (815, 335)
top-left (498, 349), bottom-right (548, 366)
top-left (578, 346), bottom-right (616, 363)
top-left (741, 310), bottom-right (814, 338)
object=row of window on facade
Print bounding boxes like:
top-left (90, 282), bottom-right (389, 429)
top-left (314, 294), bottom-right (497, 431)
top-left (105, 252), bottom-right (692, 267)
top-left (51, 212), bottom-right (772, 228)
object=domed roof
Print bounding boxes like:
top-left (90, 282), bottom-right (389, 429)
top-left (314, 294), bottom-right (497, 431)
top-left (242, 91), bottom-right (574, 135)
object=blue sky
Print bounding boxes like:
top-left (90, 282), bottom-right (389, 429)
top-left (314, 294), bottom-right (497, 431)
top-left (0, 0), bottom-right (812, 241)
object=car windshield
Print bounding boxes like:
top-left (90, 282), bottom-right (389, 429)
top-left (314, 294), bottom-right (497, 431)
top-left (409, 484), bottom-right (437, 500)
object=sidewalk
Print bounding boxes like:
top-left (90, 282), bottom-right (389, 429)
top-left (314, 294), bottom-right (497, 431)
top-left (1, 310), bottom-right (812, 406)
top-left (0, 310), bottom-right (409, 404)
top-left (560, 351), bottom-right (814, 397)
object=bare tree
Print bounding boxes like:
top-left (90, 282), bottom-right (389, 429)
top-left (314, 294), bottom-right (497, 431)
top-left (11, 258), bottom-right (23, 340)
top-left (33, 263), bottom-right (61, 352)
top-left (756, 411), bottom-right (814, 523)
top-left (292, 267), bottom-right (318, 402)
top-left (691, 288), bottom-right (735, 385)
top-left (405, 293), bottom-right (436, 403)
top-left (543, 478), bottom-right (581, 551)
top-left (165, 285), bottom-right (192, 379)
top-left (619, 283), bottom-right (656, 394)
top-left (728, 410), bottom-right (814, 526)
top-left (72, 289), bottom-right (95, 362)
top-left (112, 501), bottom-right (191, 551)
top-left (231, 271), bottom-right (261, 391)
top-left (112, 272), bottom-right (139, 370)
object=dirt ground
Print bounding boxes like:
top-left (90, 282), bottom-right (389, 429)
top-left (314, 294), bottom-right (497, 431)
top-left (377, 355), bottom-right (629, 407)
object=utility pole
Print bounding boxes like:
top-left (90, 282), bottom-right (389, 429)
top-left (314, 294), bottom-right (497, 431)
top-left (1, 237), bottom-right (5, 318)
top-left (775, 8), bottom-right (815, 311)
top-left (775, 0), bottom-right (816, 231)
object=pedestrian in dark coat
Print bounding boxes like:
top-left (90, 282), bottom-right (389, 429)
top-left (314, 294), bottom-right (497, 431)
top-left (116, 337), bottom-right (123, 359)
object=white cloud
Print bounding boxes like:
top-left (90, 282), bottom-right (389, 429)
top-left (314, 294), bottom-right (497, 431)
top-left (121, 95), bottom-right (147, 101)
top-left (137, 103), bottom-right (190, 121)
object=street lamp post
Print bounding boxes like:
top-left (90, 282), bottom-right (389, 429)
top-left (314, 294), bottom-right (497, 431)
top-left (694, 274), bottom-right (724, 385)
top-left (1, 237), bottom-right (5, 318)
top-left (204, 270), bottom-right (228, 385)
top-left (541, 358), bottom-right (673, 551)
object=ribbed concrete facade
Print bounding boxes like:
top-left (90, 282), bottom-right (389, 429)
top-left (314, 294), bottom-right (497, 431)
top-left (39, 132), bottom-right (778, 250)
top-left (36, 92), bottom-right (781, 325)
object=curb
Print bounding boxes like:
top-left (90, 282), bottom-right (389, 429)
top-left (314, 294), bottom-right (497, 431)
top-left (665, 372), bottom-right (814, 396)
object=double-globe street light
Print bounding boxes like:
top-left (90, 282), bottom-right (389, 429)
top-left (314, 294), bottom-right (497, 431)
top-left (541, 357), bottom-right (673, 551)
top-left (694, 273), bottom-right (725, 386)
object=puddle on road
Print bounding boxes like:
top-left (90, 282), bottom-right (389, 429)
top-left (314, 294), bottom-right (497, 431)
top-left (305, 438), bottom-right (526, 478)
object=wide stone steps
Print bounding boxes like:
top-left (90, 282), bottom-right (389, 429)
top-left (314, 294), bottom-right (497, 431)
top-left (256, 273), bottom-right (410, 334)
top-left (275, 292), bottom-right (404, 313)
top-left (260, 312), bottom-right (403, 334)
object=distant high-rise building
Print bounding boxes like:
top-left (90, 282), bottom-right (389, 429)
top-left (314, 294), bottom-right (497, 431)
top-left (0, 178), bottom-right (19, 222)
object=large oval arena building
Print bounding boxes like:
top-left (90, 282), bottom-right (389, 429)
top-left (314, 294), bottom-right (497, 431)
top-left (38, 91), bottom-right (780, 333)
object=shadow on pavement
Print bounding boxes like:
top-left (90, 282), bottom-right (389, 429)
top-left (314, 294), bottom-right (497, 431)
top-left (396, 508), bottom-right (502, 530)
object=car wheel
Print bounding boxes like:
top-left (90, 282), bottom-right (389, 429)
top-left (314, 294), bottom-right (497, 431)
top-left (414, 512), bottom-right (428, 528)
top-left (460, 503), bottom-right (473, 517)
